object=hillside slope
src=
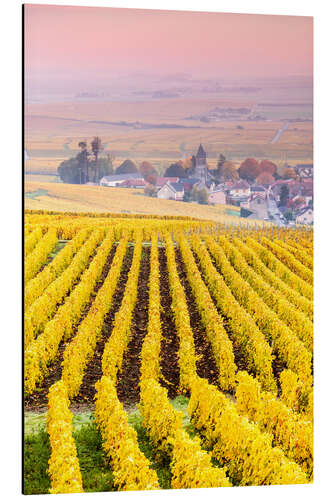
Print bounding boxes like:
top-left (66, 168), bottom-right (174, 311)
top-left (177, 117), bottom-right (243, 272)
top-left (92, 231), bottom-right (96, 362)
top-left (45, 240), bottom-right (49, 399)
top-left (24, 181), bottom-right (262, 225)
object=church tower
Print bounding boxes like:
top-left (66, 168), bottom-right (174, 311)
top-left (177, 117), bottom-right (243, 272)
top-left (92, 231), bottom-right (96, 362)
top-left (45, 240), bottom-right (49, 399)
top-left (195, 143), bottom-right (207, 183)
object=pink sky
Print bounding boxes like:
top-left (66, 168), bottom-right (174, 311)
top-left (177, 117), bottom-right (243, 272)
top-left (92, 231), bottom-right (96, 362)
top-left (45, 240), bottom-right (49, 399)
top-left (25, 4), bottom-right (313, 80)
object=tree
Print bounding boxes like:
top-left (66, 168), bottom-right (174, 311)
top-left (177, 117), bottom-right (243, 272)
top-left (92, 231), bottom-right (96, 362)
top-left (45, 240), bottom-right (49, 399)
top-left (57, 142), bottom-right (113, 184)
top-left (95, 156), bottom-right (114, 179)
top-left (116, 159), bottom-right (138, 175)
top-left (188, 185), bottom-right (208, 204)
top-left (197, 188), bottom-right (208, 204)
top-left (77, 141), bottom-right (89, 183)
top-left (283, 167), bottom-right (297, 180)
top-left (284, 210), bottom-right (293, 221)
top-left (144, 184), bottom-right (157, 197)
top-left (145, 173), bottom-right (158, 185)
top-left (259, 160), bottom-right (277, 176)
top-left (218, 153), bottom-right (226, 166)
top-left (238, 158), bottom-right (261, 182)
top-left (165, 161), bottom-right (187, 178)
top-left (91, 136), bottom-right (102, 183)
top-left (210, 153), bottom-right (227, 179)
top-left (182, 156), bottom-right (196, 176)
top-left (139, 161), bottom-right (157, 180)
top-left (256, 172), bottom-right (275, 185)
top-left (279, 184), bottom-right (290, 207)
top-left (221, 161), bottom-right (239, 182)
top-left (57, 157), bottom-right (81, 184)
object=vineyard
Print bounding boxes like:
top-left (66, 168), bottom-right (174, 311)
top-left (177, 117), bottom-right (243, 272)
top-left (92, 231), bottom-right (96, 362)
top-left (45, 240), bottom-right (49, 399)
top-left (24, 210), bottom-right (313, 493)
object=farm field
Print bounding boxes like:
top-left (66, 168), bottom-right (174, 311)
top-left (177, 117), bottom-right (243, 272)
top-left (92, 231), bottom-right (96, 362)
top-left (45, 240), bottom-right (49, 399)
top-left (25, 181), bottom-right (257, 225)
top-left (25, 99), bottom-right (313, 175)
top-left (24, 211), bottom-right (313, 493)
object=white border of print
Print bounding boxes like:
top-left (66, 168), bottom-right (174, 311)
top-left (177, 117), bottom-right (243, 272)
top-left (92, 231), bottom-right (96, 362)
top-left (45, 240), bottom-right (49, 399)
top-left (1, 1), bottom-right (331, 499)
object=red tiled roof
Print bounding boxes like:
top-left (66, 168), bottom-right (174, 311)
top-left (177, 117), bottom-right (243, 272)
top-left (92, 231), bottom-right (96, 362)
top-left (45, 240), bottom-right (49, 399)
top-left (155, 177), bottom-right (179, 186)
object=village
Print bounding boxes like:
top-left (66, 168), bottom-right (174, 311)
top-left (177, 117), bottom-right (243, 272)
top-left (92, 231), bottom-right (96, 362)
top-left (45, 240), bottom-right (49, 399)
top-left (98, 144), bottom-right (313, 226)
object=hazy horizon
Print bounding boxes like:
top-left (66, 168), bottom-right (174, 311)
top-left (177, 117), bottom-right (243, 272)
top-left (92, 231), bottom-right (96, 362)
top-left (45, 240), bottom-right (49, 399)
top-left (25, 4), bottom-right (313, 100)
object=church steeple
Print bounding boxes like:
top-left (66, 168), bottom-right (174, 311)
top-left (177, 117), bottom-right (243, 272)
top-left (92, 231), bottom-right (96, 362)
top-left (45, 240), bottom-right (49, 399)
top-left (196, 144), bottom-right (206, 165)
top-left (194, 143), bottom-right (208, 183)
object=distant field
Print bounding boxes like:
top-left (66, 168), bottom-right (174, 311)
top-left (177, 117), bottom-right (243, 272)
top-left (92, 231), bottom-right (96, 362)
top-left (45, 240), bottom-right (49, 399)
top-left (23, 181), bottom-right (269, 226)
top-left (25, 98), bottom-right (313, 175)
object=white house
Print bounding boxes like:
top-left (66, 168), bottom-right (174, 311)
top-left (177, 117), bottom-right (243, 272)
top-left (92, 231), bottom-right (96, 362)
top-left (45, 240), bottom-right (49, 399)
top-left (296, 207), bottom-right (314, 225)
top-left (226, 180), bottom-right (251, 207)
top-left (157, 181), bottom-right (184, 201)
top-left (208, 189), bottom-right (226, 205)
top-left (100, 173), bottom-right (144, 187)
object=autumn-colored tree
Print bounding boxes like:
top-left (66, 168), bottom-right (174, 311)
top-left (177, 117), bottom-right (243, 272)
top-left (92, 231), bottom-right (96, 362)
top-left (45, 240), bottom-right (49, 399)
top-left (182, 156), bottom-right (196, 175)
top-left (139, 161), bottom-right (157, 180)
top-left (238, 158), bottom-right (261, 182)
top-left (144, 183), bottom-right (157, 197)
top-left (256, 172), bottom-right (275, 185)
top-left (259, 160), bottom-right (277, 176)
top-left (221, 161), bottom-right (239, 182)
top-left (145, 173), bottom-right (158, 185)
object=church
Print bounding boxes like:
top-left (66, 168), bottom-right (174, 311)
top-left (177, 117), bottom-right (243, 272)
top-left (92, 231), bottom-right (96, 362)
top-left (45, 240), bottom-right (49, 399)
top-left (192, 143), bottom-right (214, 186)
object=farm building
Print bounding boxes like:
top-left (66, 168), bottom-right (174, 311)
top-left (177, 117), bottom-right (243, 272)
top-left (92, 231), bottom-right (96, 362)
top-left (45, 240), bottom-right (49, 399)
top-left (118, 179), bottom-right (146, 188)
top-left (100, 173), bottom-right (144, 187)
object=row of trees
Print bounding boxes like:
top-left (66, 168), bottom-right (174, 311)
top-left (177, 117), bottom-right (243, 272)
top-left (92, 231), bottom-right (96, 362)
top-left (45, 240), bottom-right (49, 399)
top-left (58, 137), bottom-right (114, 184)
top-left (57, 139), bottom-right (161, 185)
top-left (163, 155), bottom-right (298, 185)
top-left (58, 138), bottom-right (298, 187)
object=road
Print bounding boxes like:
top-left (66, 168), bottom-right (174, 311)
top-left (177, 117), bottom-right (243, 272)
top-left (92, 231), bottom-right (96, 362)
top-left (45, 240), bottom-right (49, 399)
top-left (266, 194), bottom-right (285, 226)
top-left (271, 121), bottom-right (290, 144)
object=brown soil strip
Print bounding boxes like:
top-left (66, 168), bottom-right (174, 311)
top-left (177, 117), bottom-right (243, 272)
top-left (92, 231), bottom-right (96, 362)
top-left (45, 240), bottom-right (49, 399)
top-left (174, 247), bottom-right (220, 387)
top-left (24, 243), bottom-right (119, 412)
top-left (190, 247), bottom-right (248, 374)
top-left (71, 245), bottom-right (134, 405)
top-left (271, 355), bottom-right (287, 396)
top-left (158, 247), bottom-right (180, 399)
top-left (117, 246), bottom-right (151, 407)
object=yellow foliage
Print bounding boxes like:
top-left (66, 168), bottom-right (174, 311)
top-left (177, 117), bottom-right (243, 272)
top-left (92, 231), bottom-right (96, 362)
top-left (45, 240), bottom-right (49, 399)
top-left (102, 231), bottom-right (143, 382)
top-left (24, 230), bottom-right (104, 348)
top-left (140, 378), bottom-right (231, 488)
top-left (191, 234), bottom-right (276, 392)
top-left (95, 376), bottom-right (159, 491)
top-left (236, 371), bottom-right (313, 479)
top-left (206, 236), bottom-right (312, 385)
top-left (61, 234), bottom-right (129, 399)
top-left (25, 231), bottom-right (115, 394)
top-left (188, 377), bottom-right (308, 486)
top-left (46, 381), bottom-right (83, 494)
top-left (25, 228), bottom-right (58, 284)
